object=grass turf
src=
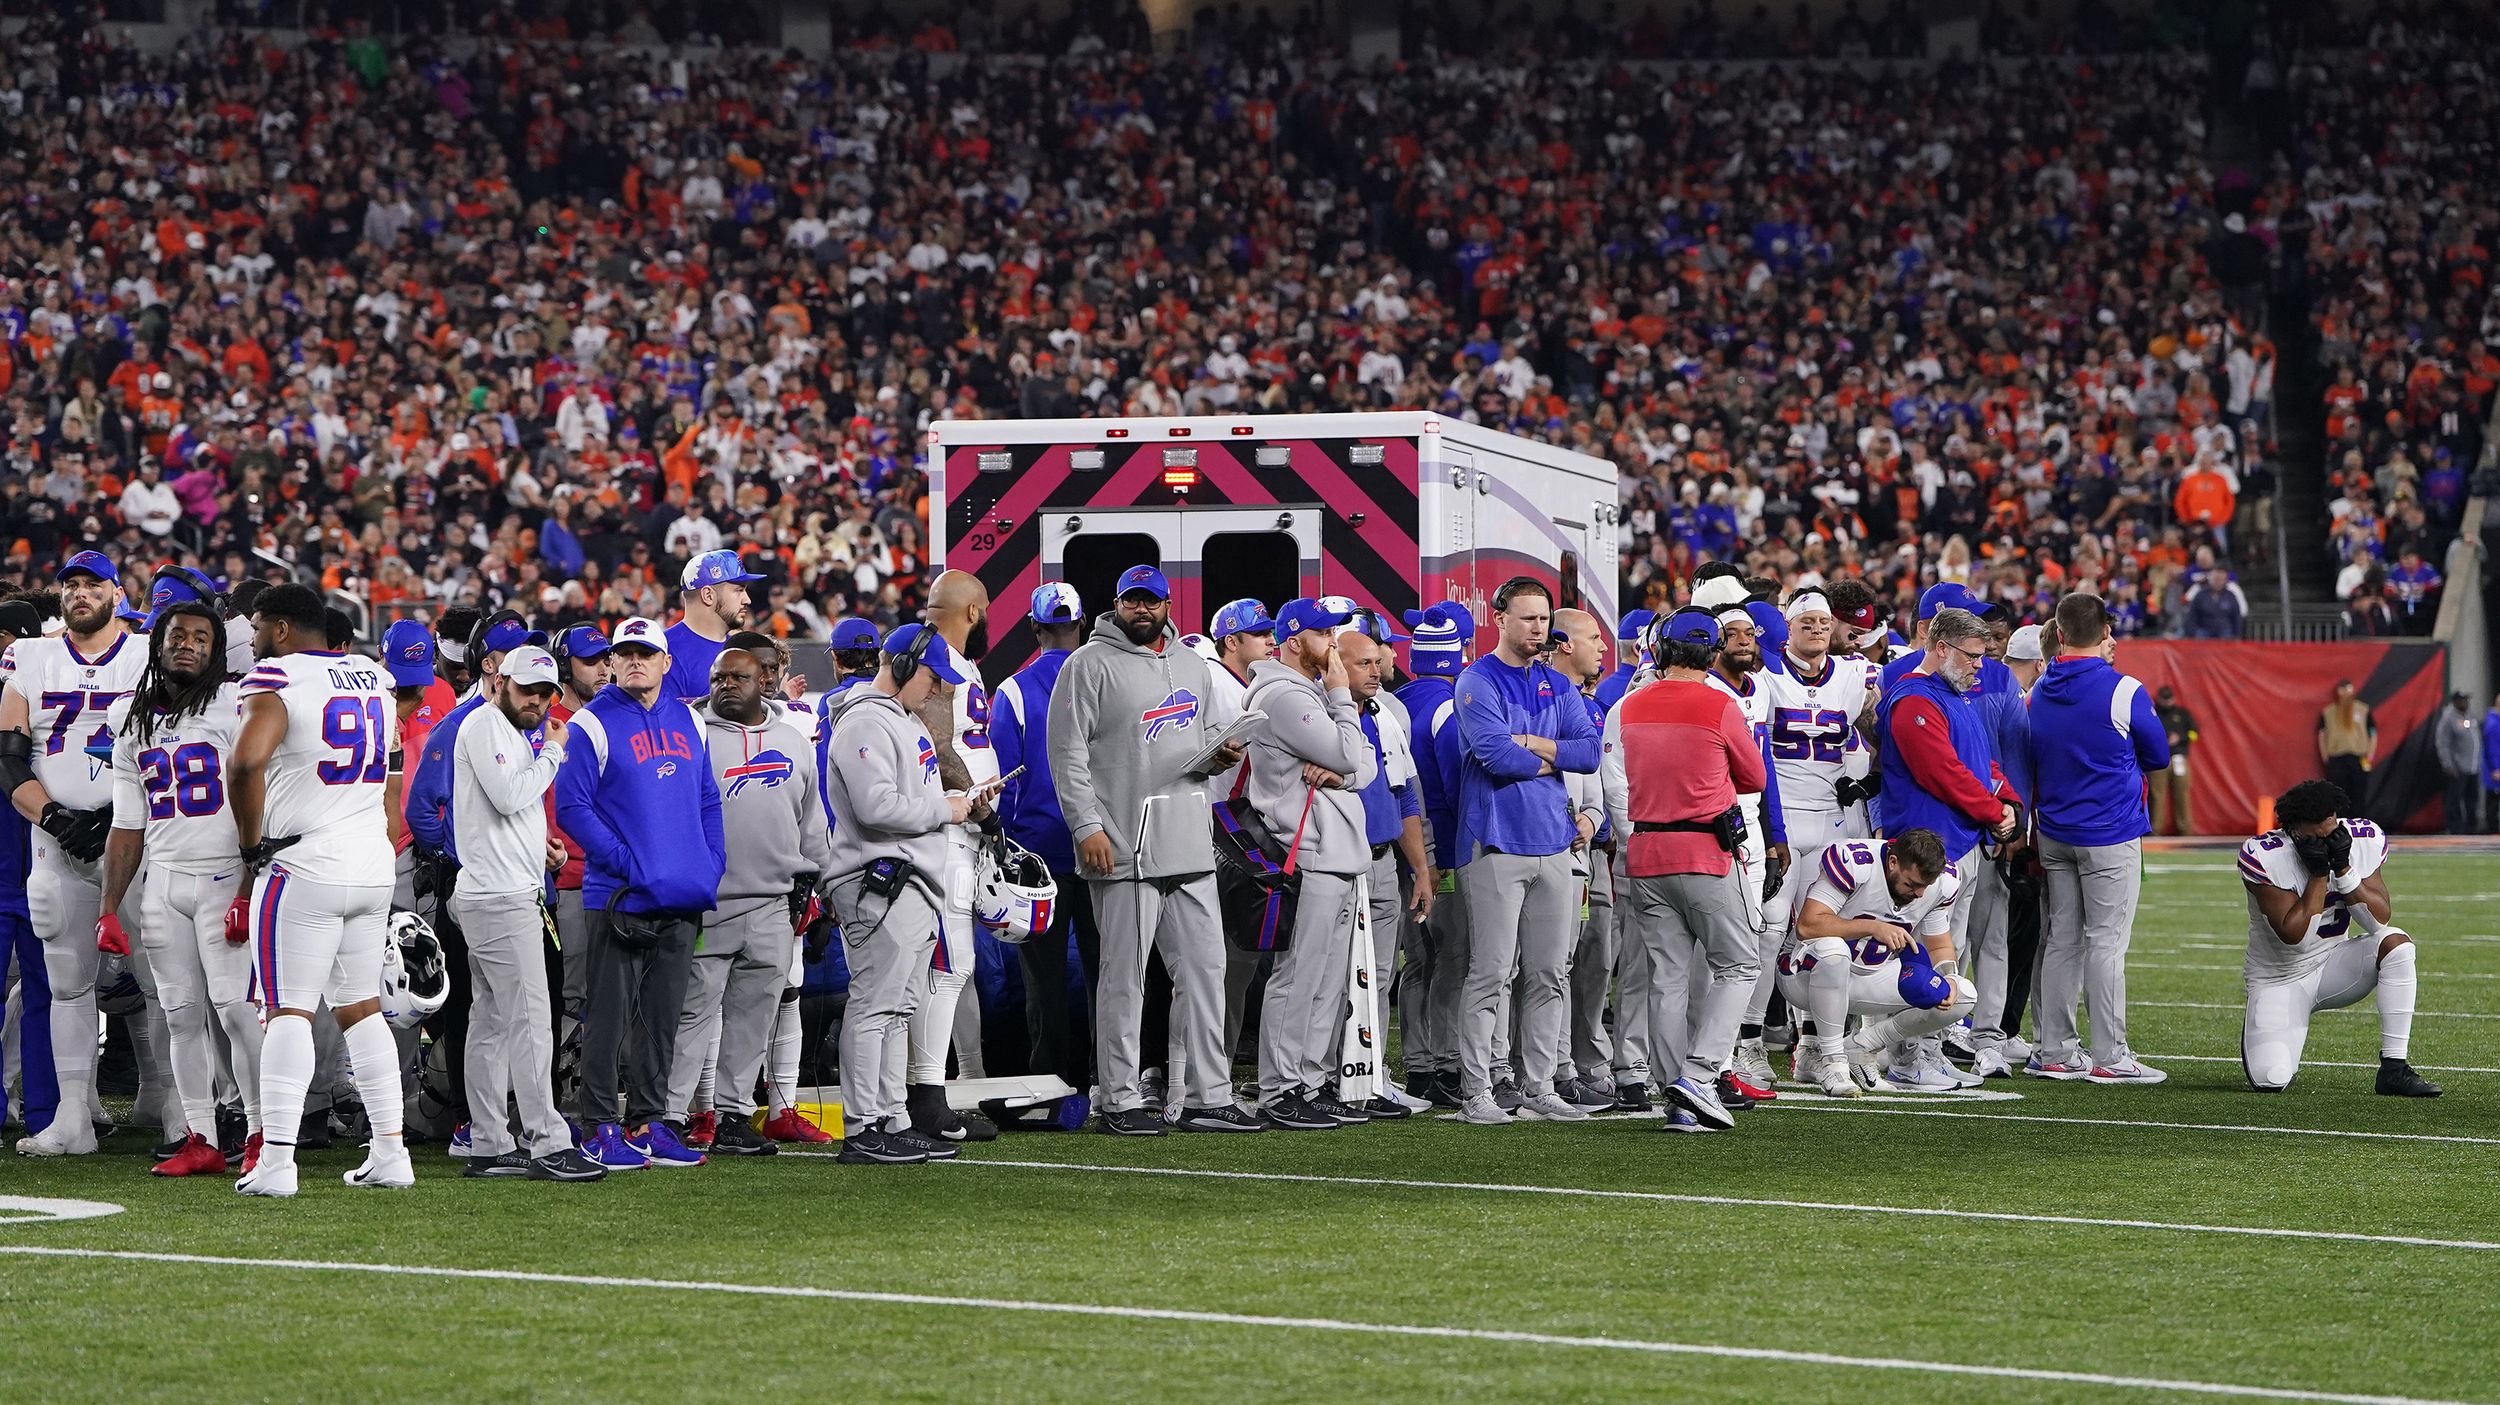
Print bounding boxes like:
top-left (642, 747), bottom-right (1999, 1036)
top-left (5, 850), bottom-right (2498, 1404)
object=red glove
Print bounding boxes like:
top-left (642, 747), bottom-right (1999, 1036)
top-left (96, 913), bottom-right (129, 956)
top-left (797, 893), bottom-right (822, 936)
top-left (224, 890), bottom-right (253, 947)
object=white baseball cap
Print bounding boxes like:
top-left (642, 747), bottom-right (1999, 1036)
top-left (611, 617), bottom-right (667, 654)
top-left (502, 646), bottom-right (559, 689)
top-left (2006, 625), bottom-right (2045, 662)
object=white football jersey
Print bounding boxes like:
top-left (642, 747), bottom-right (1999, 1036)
top-left (238, 650), bottom-right (396, 887)
top-left (951, 673), bottom-right (999, 788)
top-left (1, 629), bottom-right (148, 810)
top-left (1795, 837), bottom-right (1959, 961)
top-left (1760, 650), bottom-right (1876, 819)
top-left (2239, 821), bottom-right (2389, 983)
top-left (108, 683), bottom-right (246, 876)
top-left (1703, 667), bottom-right (1772, 829)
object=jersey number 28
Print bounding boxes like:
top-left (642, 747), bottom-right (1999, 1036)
top-left (139, 743), bottom-right (225, 819)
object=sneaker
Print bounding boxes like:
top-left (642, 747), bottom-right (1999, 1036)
top-left (1611, 1081), bottom-right (1652, 1113)
top-left (686, 1109), bottom-right (718, 1150)
top-left (1098, 1106), bottom-right (1169, 1137)
top-left (527, 1147), bottom-right (609, 1182)
top-left (1941, 1022), bottom-right (1977, 1061)
top-left (1491, 1078), bottom-right (1524, 1113)
top-left (236, 1159), bottom-right (298, 1198)
top-left (1844, 1039), bottom-right (1886, 1092)
top-left (1972, 1046), bottom-right (2016, 1080)
top-left (890, 1127), bottom-right (962, 1160)
top-left (15, 1119), bottom-right (98, 1157)
top-left (152, 1133), bottom-right (188, 1162)
top-left (1730, 1037), bottom-right (1777, 1092)
top-left (1430, 1071), bottom-right (1466, 1108)
top-left (1762, 1021), bottom-right (1797, 1053)
top-left (240, 1133), bottom-right (264, 1174)
top-left (836, 1128), bottom-right (930, 1165)
top-left (1665, 1076), bottom-right (1736, 1130)
top-left (2085, 1056), bottom-right (2168, 1086)
top-left (1261, 1093), bottom-right (1340, 1131)
top-left (1660, 1107), bottom-right (1719, 1133)
top-left (1883, 1057), bottom-right (1962, 1093)
top-left (1791, 1041), bottom-right (1826, 1084)
top-left (708, 1114), bottom-right (779, 1156)
top-left (907, 1084), bottom-right (970, 1142)
top-left (446, 1123), bottom-right (472, 1160)
top-left (584, 1122), bottom-right (649, 1171)
top-left (1927, 1044), bottom-right (1984, 1089)
top-left (1175, 1104), bottom-right (1267, 1133)
top-left (957, 1105), bottom-right (1000, 1142)
top-left (1403, 1073), bottom-right (1444, 1106)
top-left (1558, 1077), bottom-right (1617, 1113)
top-left (1138, 1067), bottom-right (1168, 1107)
top-left (2024, 1052), bottom-right (2091, 1081)
top-left (1718, 1070), bottom-right (1774, 1105)
top-left (1363, 1095), bottom-right (1415, 1120)
top-left (2376, 1058), bottom-right (2444, 1098)
top-left (760, 1108), bottom-right (835, 1144)
top-left (296, 1109), bottom-right (335, 1151)
top-left (1812, 1061), bottom-right (1862, 1098)
top-left (639, 1121), bottom-right (706, 1167)
top-left (1457, 1093), bottom-right (1514, 1126)
top-left (1307, 1093), bottom-right (1372, 1125)
top-left (1378, 1081), bottom-right (1433, 1114)
top-left (1999, 1034), bottom-right (2036, 1065)
top-left (343, 1144), bottom-right (416, 1189)
top-left (1517, 1090), bottom-right (1592, 1122)
top-left (151, 1132), bottom-right (230, 1178)
top-left (463, 1150), bottom-right (531, 1178)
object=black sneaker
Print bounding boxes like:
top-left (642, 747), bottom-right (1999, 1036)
top-left (906, 1083), bottom-right (970, 1141)
top-left (1613, 1081), bottom-right (1652, 1113)
top-left (1560, 1077), bottom-right (1617, 1112)
top-left (2377, 1058), bottom-right (2444, 1098)
top-left (1429, 1071), bottom-right (1466, 1109)
top-left (958, 1105), bottom-right (1000, 1143)
top-left (1307, 1092), bottom-right (1371, 1125)
top-left (1404, 1072), bottom-right (1441, 1105)
top-left (527, 1147), bottom-right (609, 1181)
top-left (836, 1128), bottom-right (931, 1165)
top-left (1175, 1104), bottom-right (1267, 1133)
top-left (1362, 1095), bottom-right (1413, 1120)
top-left (1491, 1079), bottom-right (1524, 1112)
top-left (297, 1109), bottom-right (335, 1150)
top-left (890, 1127), bottom-right (962, 1160)
top-left (1098, 1106), bottom-right (1169, 1137)
top-left (152, 1134), bottom-right (187, 1162)
top-left (1262, 1093), bottom-right (1339, 1131)
top-left (709, 1114), bottom-right (779, 1156)
top-left (464, 1150), bottom-right (531, 1178)
top-left (217, 1103), bottom-right (248, 1166)
top-left (1714, 1072), bottom-right (1761, 1110)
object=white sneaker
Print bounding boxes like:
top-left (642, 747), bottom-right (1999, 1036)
top-left (1924, 1043), bottom-right (1984, 1089)
top-left (1813, 1062), bottom-right (1862, 1098)
top-left (1664, 1076), bottom-right (1735, 1130)
top-left (15, 1119), bottom-right (99, 1157)
top-left (2086, 1055), bottom-right (2168, 1086)
top-left (1457, 1094), bottom-right (1513, 1126)
top-left (1731, 1037), bottom-right (1776, 1092)
top-left (1790, 1042), bottom-right (1824, 1085)
top-left (1844, 1038), bottom-right (1886, 1092)
top-left (1999, 1034), bottom-right (2035, 1064)
top-left (1941, 1023), bottom-right (1977, 1060)
top-left (1971, 1046), bottom-right (2016, 1080)
top-left (1380, 1082), bottom-right (1433, 1114)
top-left (1883, 1058), bottom-right (1961, 1093)
top-left (1516, 1091), bottom-right (1592, 1122)
top-left (344, 1144), bottom-right (416, 1188)
top-left (237, 1161), bottom-right (298, 1198)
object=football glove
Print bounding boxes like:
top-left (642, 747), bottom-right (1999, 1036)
top-left (224, 889), bottom-right (253, 946)
top-left (2291, 831), bottom-right (2336, 877)
top-left (2323, 822), bottom-right (2354, 873)
top-left (41, 803), bottom-right (110, 863)
top-left (96, 913), bottom-right (129, 956)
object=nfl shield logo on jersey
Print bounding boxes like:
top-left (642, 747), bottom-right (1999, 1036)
top-left (1139, 689), bottom-right (1200, 742)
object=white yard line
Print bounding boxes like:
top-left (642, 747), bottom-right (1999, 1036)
top-left (1760, 1102), bottom-right (2500, 1145)
top-left (0, 1245), bottom-right (2474, 1405)
top-left (2141, 1053), bottom-right (2500, 1076)
top-left (2133, 963), bottom-right (2499, 981)
top-left (2138, 1001), bottom-right (2500, 1020)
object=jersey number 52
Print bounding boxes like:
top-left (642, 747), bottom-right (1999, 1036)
top-left (1770, 706), bottom-right (1848, 764)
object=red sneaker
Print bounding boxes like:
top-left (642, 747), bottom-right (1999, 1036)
top-left (686, 1109), bottom-right (717, 1150)
top-left (1721, 1071), bottom-right (1778, 1103)
top-left (760, 1108), bottom-right (833, 1144)
top-left (151, 1133), bottom-right (232, 1178)
top-left (242, 1133), bottom-right (264, 1174)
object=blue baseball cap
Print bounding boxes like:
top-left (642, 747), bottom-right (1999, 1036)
top-left (1115, 564), bottom-right (1171, 601)
top-left (1318, 595), bottom-right (1405, 643)
top-left (1029, 582), bottom-right (1084, 625)
top-left (829, 617), bottom-right (881, 650)
top-left (476, 615), bottom-right (532, 658)
top-left (1274, 597), bottom-right (1356, 644)
top-left (56, 550), bottom-right (118, 584)
top-left (380, 620), bottom-right (436, 688)
top-left (1660, 606), bottom-right (1721, 649)
top-left (883, 623), bottom-right (969, 685)
top-left (1917, 582), bottom-right (2000, 621)
top-left (1616, 608), bottom-right (1655, 644)
top-left (555, 624), bottom-right (611, 661)
top-left (1896, 941), bottom-right (1952, 1010)
top-left (1209, 598), bottom-right (1275, 641)
top-left (147, 568), bottom-right (217, 615)
top-left (1744, 600), bottom-right (1790, 650)
top-left (682, 548), bottom-right (765, 590)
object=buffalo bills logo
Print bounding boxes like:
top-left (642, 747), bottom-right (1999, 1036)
top-left (916, 735), bottom-right (938, 779)
top-left (1139, 688), bottom-right (1200, 742)
top-left (723, 749), bottom-right (795, 797)
top-left (655, 761), bottom-right (677, 779)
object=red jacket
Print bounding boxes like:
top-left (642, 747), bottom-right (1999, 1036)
top-left (1617, 677), bottom-right (1766, 878)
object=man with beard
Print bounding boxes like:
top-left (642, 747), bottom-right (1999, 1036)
top-left (904, 569), bottom-right (1000, 1143)
top-left (662, 548), bottom-right (764, 705)
top-left (4, 551), bottom-right (150, 1156)
top-left (1547, 607), bottom-right (1618, 1111)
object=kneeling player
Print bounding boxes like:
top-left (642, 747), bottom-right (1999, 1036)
top-left (1776, 829), bottom-right (1974, 1096)
top-left (2239, 781), bottom-right (2440, 1097)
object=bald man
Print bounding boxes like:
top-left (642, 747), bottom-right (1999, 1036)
top-left (1550, 609), bottom-right (1620, 1108)
top-left (904, 570), bottom-right (1001, 1143)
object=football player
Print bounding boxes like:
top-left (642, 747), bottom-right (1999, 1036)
top-left (1758, 590), bottom-right (1881, 994)
top-left (1776, 829), bottom-right (1974, 1096)
top-left (906, 569), bottom-right (1000, 1142)
top-left (4, 551), bottom-right (150, 1156)
top-left (2239, 780), bottom-right (2440, 1097)
top-left (100, 602), bottom-right (258, 1175)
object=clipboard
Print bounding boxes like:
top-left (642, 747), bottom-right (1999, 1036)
top-left (1184, 708), bottom-right (1266, 775)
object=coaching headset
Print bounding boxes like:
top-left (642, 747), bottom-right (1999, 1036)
top-left (887, 624), bottom-right (936, 687)
top-left (466, 607), bottom-right (530, 666)
top-left (148, 564), bottom-right (229, 620)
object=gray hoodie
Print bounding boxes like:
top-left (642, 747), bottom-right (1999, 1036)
top-left (1243, 658), bottom-right (1377, 877)
top-left (1048, 612), bottom-right (1224, 880)
top-left (821, 688), bottom-right (952, 901)
top-left (697, 703), bottom-right (834, 915)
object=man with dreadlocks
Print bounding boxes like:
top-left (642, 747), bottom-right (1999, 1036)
top-left (99, 600), bottom-right (259, 1176)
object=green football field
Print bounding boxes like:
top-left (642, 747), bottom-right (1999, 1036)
top-left (5, 850), bottom-right (2497, 1404)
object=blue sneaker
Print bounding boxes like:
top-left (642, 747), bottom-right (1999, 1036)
top-left (639, 1120), bottom-right (706, 1169)
top-left (446, 1122), bottom-right (472, 1160)
top-left (585, 1122), bottom-right (648, 1171)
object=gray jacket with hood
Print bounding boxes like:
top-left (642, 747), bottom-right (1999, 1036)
top-left (696, 700), bottom-right (834, 915)
top-left (1243, 657), bottom-right (1377, 877)
top-left (1048, 611), bottom-right (1226, 881)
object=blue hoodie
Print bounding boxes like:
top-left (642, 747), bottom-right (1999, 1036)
top-left (1357, 707), bottom-right (1420, 849)
top-left (993, 648), bottom-right (1075, 873)
top-left (1394, 675), bottom-right (1466, 870)
top-left (554, 683), bottom-right (726, 915)
top-left (1593, 661), bottom-right (1638, 713)
top-left (2027, 657), bottom-right (2169, 846)
top-left (1455, 655), bottom-right (1600, 859)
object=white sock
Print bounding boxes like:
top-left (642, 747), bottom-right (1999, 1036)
top-left (2376, 941), bottom-right (2416, 1060)
top-left (216, 1001), bottom-right (265, 1135)
top-left (1802, 939), bottom-right (1849, 1060)
top-left (342, 1015), bottom-right (406, 1145)
top-left (909, 967), bottom-right (968, 1085)
top-left (768, 991), bottom-right (801, 1114)
top-left (257, 1013), bottom-right (314, 1172)
top-left (694, 1020), bottom-right (720, 1113)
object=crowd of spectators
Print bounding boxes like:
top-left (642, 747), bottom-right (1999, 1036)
top-left (0, 4), bottom-right (2485, 646)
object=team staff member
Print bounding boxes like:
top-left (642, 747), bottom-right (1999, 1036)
top-left (1593, 610), bottom-right (1653, 713)
top-left (1453, 577), bottom-right (1600, 1127)
top-left (554, 617), bottom-right (725, 1172)
top-left (1600, 607), bottom-right (1766, 1131)
top-left (1048, 566), bottom-right (1254, 1135)
top-left (1392, 602), bottom-right (1472, 1108)
top-left (1549, 607), bottom-right (1618, 1110)
top-left (1340, 621), bottom-right (1431, 1118)
top-left (2027, 592), bottom-right (2171, 1085)
top-left (0, 598), bottom-right (53, 1145)
top-left (908, 569), bottom-right (996, 1139)
top-left (1204, 597), bottom-right (1272, 1068)
top-left (2151, 686), bottom-right (2198, 836)
top-left (448, 647), bottom-right (603, 1182)
top-left (810, 618), bottom-right (884, 828)
top-left (545, 625), bottom-right (612, 1013)
top-left (1966, 623), bottom-right (2045, 1077)
top-left (992, 583), bottom-right (1095, 1116)
top-left (821, 624), bottom-right (983, 1165)
top-left (662, 549), bottom-right (764, 704)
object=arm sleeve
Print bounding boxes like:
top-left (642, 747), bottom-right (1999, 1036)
top-left (1397, 778), bottom-right (1421, 820)
top-left (1457, 676), bottom-right (1546, 780)
top-left (1047, 658), bottom-right (1105, 843)
top-left (553, 716), bottom-right (630, 876)
top-left (1759, 727), bottom-right (1787, 844)
top-left (405, 719), bottom-right (456, 851)
top-left (1724, 699), bottom-right (1766, 795)
top-left (1550, 672), bottom-right (1601, 774)
top-left (1891, 694), bottom-right (2003, 827)
top-left (2129, 684), bottom-right (2172, 773)
top-left (111, 725), bottom-right (146, 831)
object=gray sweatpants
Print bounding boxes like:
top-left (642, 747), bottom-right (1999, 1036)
top-left (1091, 874), bottom-right (1229, 1112)
top-left (1411, 873), bottom-right (1469, 1076)
top-left (1630, 869), bottom-right (1760, 1085)
top-left (1256, 868), bottom-right (1357, 1104)
top-left (1607, 851), bottom-right (1653, 1085)
top-left (451, 888), bottom-right (566, 1157)
top-left (2036, 836), bottom-right (2142, 1067)
top-left (1567, 852), bottom-right (1616, 1080)
top-left (576, 909), bottom-right (699, 1129)
top-left (832, 880), bottom-right (939, 1133)
top-left (553, 887), bottom-right (589, 1011)
top-left (1964, 854), bottom-right (2015, 1046)
top-left (1457, 848), bottom-right (1575, 1098)
top-left (667, 902), bottom-right (794, 1119)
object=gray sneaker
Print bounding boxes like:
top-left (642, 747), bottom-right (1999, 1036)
top-left (1516, 1090), bottom-right (1592, 1122)
top-left (1457, 1093), bottom-right (1514, 1126)
top-left (1491, 1078), bottom-right (1525, 1112)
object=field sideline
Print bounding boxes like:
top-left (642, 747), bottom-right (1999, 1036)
top-left (4, 851), bottom-right (2496, 1404)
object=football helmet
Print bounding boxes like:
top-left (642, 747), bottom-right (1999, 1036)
top-left (971, 836), bottom-right (1057, 945)
top-left (380, 908), bottom-right (450, 1030)
top-left (96, 954), bottom-right (145, 1016)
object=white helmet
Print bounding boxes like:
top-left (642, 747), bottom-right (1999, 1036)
top-left (972, 836), bottom-right (1057, 945)
top-left (380, 908), bottom-right (450, 1030)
